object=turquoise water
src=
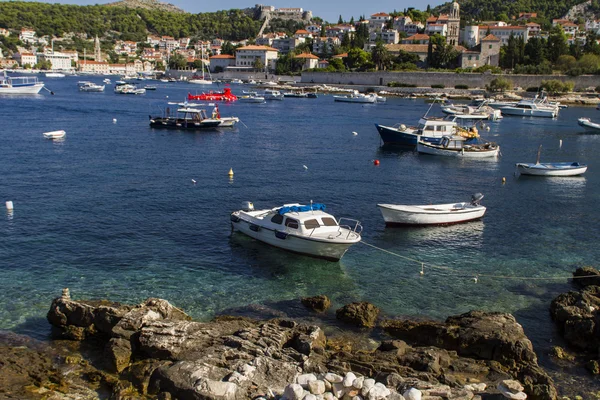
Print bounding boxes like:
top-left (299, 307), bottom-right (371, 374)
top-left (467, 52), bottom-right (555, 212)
top-left (1, 77), bottom-right (599, 369)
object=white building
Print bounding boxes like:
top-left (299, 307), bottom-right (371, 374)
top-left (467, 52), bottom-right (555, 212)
top-left (369, 12), bottom-right (391, 32)
top-left (38, 51), bottom-right (72, 70)
top-left (466, 25), bottom-right (530, 46)
top-left (426, 24), bottom-right (448, 37)
top-left (209, 54), bottom-right (235, 72)
top-left (313, 36), bottom-right (340, 54)
top-left (19, 29), bottom-right (36, 44)
top-left (294, 52), bottom-right (319, 70)
top-left (234, 45), bottom-right (278, 71)
top-left (272, 37), bottom-right (305, 54)
top-left (14, 52), bottom-right (37, 67)
top-left (305, 25), bottom-right (322, 35)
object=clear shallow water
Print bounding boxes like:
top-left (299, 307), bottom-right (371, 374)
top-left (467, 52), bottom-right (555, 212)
top-left (1, 77), bottom-right (600, 389)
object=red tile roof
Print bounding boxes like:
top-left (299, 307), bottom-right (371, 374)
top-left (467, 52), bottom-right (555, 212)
top-left (481, 34), bottom-right (501, 41)
top-left (210, 54), bottom-right (235, 59)
top-left (295, 53), bottom-right (319, 59)
top-left (236, 45), bottom-right (278, 51)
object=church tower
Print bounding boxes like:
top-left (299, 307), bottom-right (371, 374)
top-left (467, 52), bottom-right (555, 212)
top-left (447, 1), bottom-right (460, 46)
top-left (94, 35), bottom-right (102, 62)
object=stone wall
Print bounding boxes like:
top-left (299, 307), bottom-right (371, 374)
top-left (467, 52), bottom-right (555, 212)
top-left (301, 71), bottom-right (600, 90)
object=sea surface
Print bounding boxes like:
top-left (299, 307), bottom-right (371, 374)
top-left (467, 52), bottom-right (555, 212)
top-left (1, 76), bottom-right (599, 395)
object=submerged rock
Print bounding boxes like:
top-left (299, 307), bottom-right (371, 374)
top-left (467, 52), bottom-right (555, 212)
top-left (301, 295), bottom-right (332, 312)
top-left (336, 302), bottom-right (380, 328)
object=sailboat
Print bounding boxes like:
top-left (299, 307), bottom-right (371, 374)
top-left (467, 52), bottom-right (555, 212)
top-left (189, 47), bottom-right (212, 85)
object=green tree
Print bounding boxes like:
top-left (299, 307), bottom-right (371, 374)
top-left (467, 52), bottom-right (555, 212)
top-left (486, 77), bottom-right (512, 92)
top-left (577, 54), bottom-right (600, 73)
top-left (338, 15), bottom-right (344, 24)
top-left (253, 58), bottom-right (264, 71)
top-left (346, 47), bottom-right (372, 70)
top-left (371, 41), bottom-right (391, 70)
top-left (327, 57), bottom-right (346, 71)
top-left (547, 25), bottom-right (568, 63)
top-left (555, 54), bottom-right (577, 72)
top-left (524, 37), bottom-right (546, 65)
top-left (168, 53), bottom-right (187, 70)
top-left (584, 32), bottom-right (600, 55)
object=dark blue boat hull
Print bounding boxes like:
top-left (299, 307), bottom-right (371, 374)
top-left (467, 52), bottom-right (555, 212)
top-left (375, 124), bottom-right (442, 147)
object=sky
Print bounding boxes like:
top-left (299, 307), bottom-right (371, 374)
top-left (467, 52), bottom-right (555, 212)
top-left (25, 0), bottom-right (448, 23)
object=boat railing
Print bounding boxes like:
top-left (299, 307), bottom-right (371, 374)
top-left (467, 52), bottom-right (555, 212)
top-left (338, 218), bottom-right (363, 239)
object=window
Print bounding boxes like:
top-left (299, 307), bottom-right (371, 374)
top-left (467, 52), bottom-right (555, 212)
top-left (304, 219), bottom-right (320, 229)
top-left (271, 214), bottom-right (284, 224)
top-left (321, 217), bottom-right (337, 226)
top-left (285, 218), bottom-right (299, 229)
top-left (489, 45), bottom-right (492, 49)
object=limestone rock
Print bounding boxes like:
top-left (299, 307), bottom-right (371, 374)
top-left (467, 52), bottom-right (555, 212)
top-left (301, 295), bottom-right (331, 312)
top-left (336, 302), bottom-right (380, 328)
top-left (309, 379), bottom-right (326, 395)
top-left (284, 383), bottom-right (305, 400)
top-left (404, 388), bottom-right (422, 400)
top-left (298, 373), bottom-right (318, 387)
top-left (368, 382), bottom-right (391, 400)
top-left (325, 372), bottom-right (344, 383)
top-left (498, 381), bottom-right (527, 400)
top-left (104, 337), bottom-right (132, 373)
top-left (332, 382), bottom-right (345, 398)
top-left (343, 371), bottom-right (357, 387)
top-left (361, 379), bottom-right (375, 397)
top-left (550, 286), bottom-right (600, 351)
top-left (353, 376), bottom-right (365, 389)
top-left (304, 394), bottom-right (318, 400)
top-left (573, 266), bottom-right (600, 288)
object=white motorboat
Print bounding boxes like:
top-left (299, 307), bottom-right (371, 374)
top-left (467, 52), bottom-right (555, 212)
top-left (333, 90), bottom-right (377, 103)
top-left (264, 89), bottom-right (284, 100)
top-left (577, 117), bottom-right (600, 132)
top-left (378, 193), bottom-right (486, 226)
top-left (239, 93), bottom-right (265, 103)
top-left (103, 78), bottom-right (112, 84)
top-left (375, 116), bottom-right (475, 147)
top-left (441, 102), bottom-right (502, 121)
top-left (500, 97), bottom-right (559, 118)
top-left (417, 135), bottom-right (500, 158)
top-left (0, 71), bottom-right (44, 94)
top-left (516, 145), bottom-right (587, 176)
top-left (189, 78), bottom-right (212, 85)
top-left (230, 78), bottom-right (243, 84)
top-left (230, 202), bottom-right (362, 261)
top-left (114, 83), bottom-right (145, 94)
top-left (78, 81), bottom-right (105, 92)
top-left (43, 130), bottom-right (66, 139)
top-left (45, 72), bottom-right (66, 78)
top-left (376, 94), bottom-right (387, 102)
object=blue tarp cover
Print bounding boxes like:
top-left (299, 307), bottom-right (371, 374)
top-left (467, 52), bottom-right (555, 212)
top-left (278, 203), bottom-right (326, 215)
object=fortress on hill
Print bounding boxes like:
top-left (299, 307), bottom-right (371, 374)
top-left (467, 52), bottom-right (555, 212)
top-left (255, 4), bottom-right (312, 21)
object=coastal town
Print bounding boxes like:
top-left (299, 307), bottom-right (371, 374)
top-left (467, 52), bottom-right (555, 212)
top-left (1, 2), bottom-right (600, 77)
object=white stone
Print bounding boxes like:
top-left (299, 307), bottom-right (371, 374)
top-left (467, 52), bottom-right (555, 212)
top-left (298, 373), bottom-right (318, 387)
top-left (309, 380), bottom-right (326, 395)
top-left (498, 380), bottom-right (524, 394)
top-left (352, 396), bottom-right (364, 400)
top-left (195, 379), bottom-right (238, 400)
top-left (368, 383), bottom-right (391, 400)
top-left (332, 382), bottom-right (345, 398)
top-left (324, 380), bottom-right (332, 391)
top-left (387, 390), bottom-right (406, 400)
top-left (304, 394), bottom-right (317, 400)
top-left (403, 388), bottom-right (422, 400)
top-left (464, 383), bottom-right (487, 392)
top-left (353, 376), bottom-right (364, 389)
top-left (323, 392), bottom-right (335, 400)
top-left (361, 379), bottom-right (375, 397)
top-left (284, 383), bottom-right (306, 400)
top-left (343, 372), bottom-right (357, 387)
top-left (325, 373), bottom-right (344, 383)
top-left (239, 363), bottom-right (256, 377)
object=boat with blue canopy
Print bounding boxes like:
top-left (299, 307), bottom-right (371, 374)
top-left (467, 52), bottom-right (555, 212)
top-left (230, 202), bottom-right (362, 261)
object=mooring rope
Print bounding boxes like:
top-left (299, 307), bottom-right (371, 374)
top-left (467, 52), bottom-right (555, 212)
top-left (360, 240), bottom-right (598, 281)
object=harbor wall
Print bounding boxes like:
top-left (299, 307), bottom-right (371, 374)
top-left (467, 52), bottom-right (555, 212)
top-left (300, 71), bottom-right (600, 90)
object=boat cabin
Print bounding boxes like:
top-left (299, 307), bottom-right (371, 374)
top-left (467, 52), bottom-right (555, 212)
top-left (416, 117), bottom-right (457, 135)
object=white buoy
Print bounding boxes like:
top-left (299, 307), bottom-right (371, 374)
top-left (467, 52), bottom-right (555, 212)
top-left (191, 179), bottom-right (197, 184)
top-left (352, 131), bottom-right (358, 135)
top-left (166, 95), bottom-right (169, 98)
top-left (486, 126), bottom-right (490, 131)
top-left (559, 139), bottom-right (563, 148)
top-left (6, 201), bottom-right (14, 211)
top-left (303, 165), bottom-right (308, 170)
top-left (112, 118), bottom-right (117, 123)
top-left (473, 276), bottom-right (478, 283)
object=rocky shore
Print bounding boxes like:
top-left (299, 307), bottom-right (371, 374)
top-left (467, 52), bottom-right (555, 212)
top-left (1, 288), bottom-right (573, 400)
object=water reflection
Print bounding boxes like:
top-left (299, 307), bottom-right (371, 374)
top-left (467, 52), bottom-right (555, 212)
top-left (377, 220), bottom-right (485, 250)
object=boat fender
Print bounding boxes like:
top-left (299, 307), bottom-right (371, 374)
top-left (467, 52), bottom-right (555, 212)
top-left (400, 124), bottom-right (407, 131)
top-left (275, 231), bottom-right (288, 240)
top-left (230, 214), bottom-right (241, 223)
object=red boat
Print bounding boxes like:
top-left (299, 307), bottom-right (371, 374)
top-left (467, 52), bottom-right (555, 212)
top-left (188, 87), bottom-right (238, 102)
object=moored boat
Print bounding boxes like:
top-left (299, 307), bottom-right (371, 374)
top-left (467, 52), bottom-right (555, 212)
top-left (0, 71), bottom-right (44, 94)
top-left (577, 117), bottom-right (600, 132)
top-left (333, 90), bottom-right (376, 103)
top-left (264, 89), bottom-right (284, 100)
top-left (239, 93), bottom-right (265, 103)
top-left (45, 72), bottom-right (66, 78)
top-left (188, 87), bottom-right (237, 102)
top-left (516, 145), bottom-right (587, 176)
top-left (230, 202), bottom-right (362, 261)
top-left (375, 117), bottom-right (462, 147)
top-left (417, 135), bottom-right (500, 158)
top-left (78, 81), bottom-right (105, 92)
top-left (149, 104), bottom-right (238, 130)
top-left (500, 97), bottom-right (559, 118)
top-left (377, 193), bottom-right (486, 226)
top-left (43, 130), bottom-right (66, 139)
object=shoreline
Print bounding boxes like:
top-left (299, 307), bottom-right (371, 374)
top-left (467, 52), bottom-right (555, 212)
top-left (4, 279), bottom-right (600, 400)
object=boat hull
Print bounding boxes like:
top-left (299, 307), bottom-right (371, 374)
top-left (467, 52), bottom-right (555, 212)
top-left (232, 218), bottom-right (356, 261)
top-left (578, 118), bottom-right (600, 132)
top-left (149, 118), bottom-right (221, 130)
top-left (375, 124), bottom-right (442, 147)
top-left (333, 96), bottom-right (376, 103)
top-left (0, 83), bottom-right (44, 94)
top-left (378, 203), bottom-right (486, 226)
top-left (516, 163), bottom-right (587, 176)
top-left (500, 107), bottom-right (557, 118)
top-left (43, 130), bottom-right (66, 139)
top-left (417, 142), bottom-right (500, 158)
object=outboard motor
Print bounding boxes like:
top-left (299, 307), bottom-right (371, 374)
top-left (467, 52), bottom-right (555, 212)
top-left (471, 193), bottom-right (484, 206)
top-left (242, 201), bottom-right (254, 211)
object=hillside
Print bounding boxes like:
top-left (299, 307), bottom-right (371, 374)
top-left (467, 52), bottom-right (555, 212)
top-left (433, 0), bottom-right (592, 24)
top-left (0, 2), bottom-right (260, 41)
top-left (105, 0), bottom-right (185, 14)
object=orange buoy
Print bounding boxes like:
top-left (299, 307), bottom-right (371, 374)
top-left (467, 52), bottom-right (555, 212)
top-left (373, 159), bottom-right (380, 166)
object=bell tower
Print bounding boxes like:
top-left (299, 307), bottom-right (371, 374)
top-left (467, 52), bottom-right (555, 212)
top-left (447, 1), bottom-right (460, 46)
top-left (94, 35), bottom-right (102, 62)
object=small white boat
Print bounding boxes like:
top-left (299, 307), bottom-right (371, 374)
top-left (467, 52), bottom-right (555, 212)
top-left (378, 193), bottom-right (486, 226)
top-left (78, 81), bottom-right (105, 92)
top-left (577, 117), bottom-right (600, 132)
top-left (189, 79), bottom-right (212, 85)
top-left (516, 145), bottom-right (587, 176)
top-left (376, 94), bottom-right (387, 102)
top-left (264, 89), bottom-right (284, 100)
top-left (230, 79), bottom-right (243, 84)
top-left (230, 202), bottom-right (362, 261)
top-left (500, 96), bottom-right (559, 118)
top-left (333, 90), bottom-right (377, 103)
top-left (103, 78), bottom-right (112, 84)
top-left (239, 94), bottom-right (265, 103)
top-left (417, 135), bottom-right (500, 158)
top-left (43, 130), bottom-right (66, 139)
top-left (45, 72), bottom-right (66, 78)
top-left (441, 102), bottom-right (502, 121)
